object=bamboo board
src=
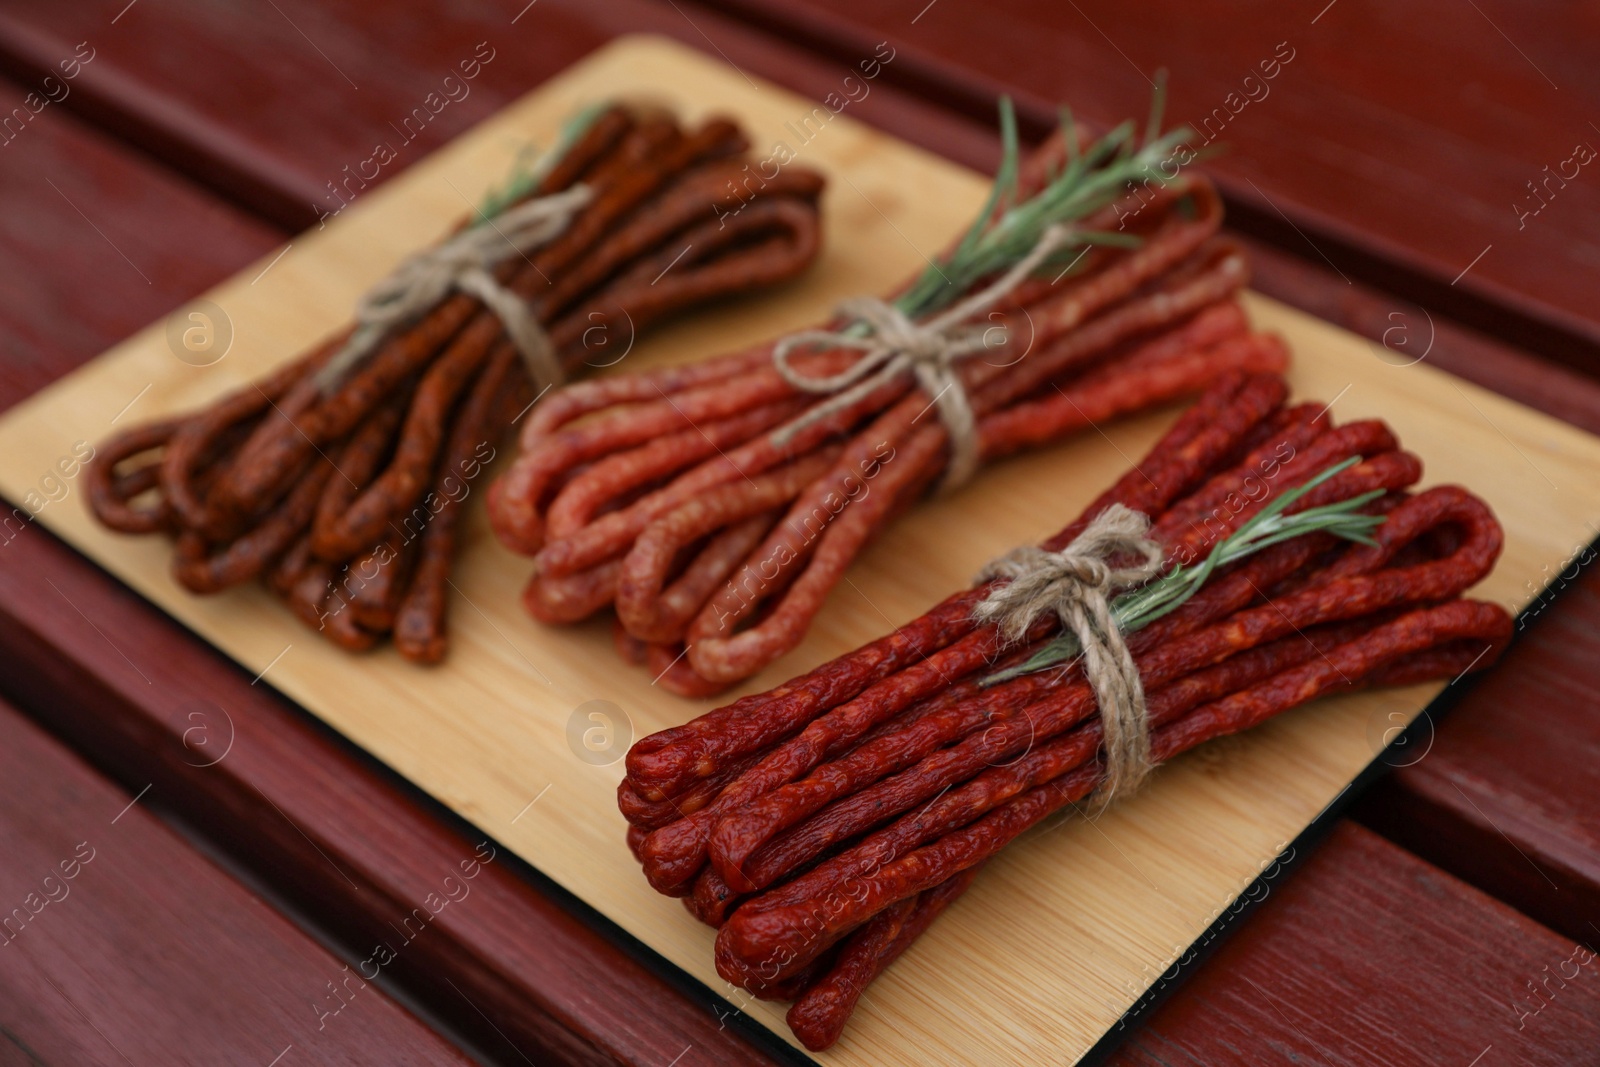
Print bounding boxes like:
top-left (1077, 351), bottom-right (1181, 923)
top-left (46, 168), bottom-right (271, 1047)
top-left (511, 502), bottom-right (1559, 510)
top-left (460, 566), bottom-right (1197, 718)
top-left (2, 35), bottom-right (1597, 1066)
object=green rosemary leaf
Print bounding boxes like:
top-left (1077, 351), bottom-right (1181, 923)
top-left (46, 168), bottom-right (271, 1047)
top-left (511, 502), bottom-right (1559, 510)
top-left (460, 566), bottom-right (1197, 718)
top-left (893, 92), bottom-right (1199, 323)
top-left (1143, 71), bottom-right (1169, 148)
top-left (943, 97), bottom-right (1019, 290)
top-left (1060, 106), bottom-right (1079, 172)
top-left (979, 458), bottom-right (1388, 687)
top-left (475, 144), bottom-right (542, 222)
top-left (474, 100), bottom-right (611, 223)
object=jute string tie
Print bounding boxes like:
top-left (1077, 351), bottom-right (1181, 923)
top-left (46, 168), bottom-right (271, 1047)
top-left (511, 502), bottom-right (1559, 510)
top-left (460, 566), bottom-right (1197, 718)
top-left (973, 504), bottom-right (1165, 803)
top-left (768, 222), bottom-right (1078, 492)
top-left (313, 182), bottom-right (594, 395)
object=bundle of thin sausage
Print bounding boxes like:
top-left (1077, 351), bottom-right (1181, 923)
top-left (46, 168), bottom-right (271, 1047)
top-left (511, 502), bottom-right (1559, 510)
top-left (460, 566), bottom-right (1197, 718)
top-left (86, 103), bottom-right (824, 661)
top-left (617, 370), bottom-right (1512, 1050)
top-left (488, 105), bottom-right (1291, 696)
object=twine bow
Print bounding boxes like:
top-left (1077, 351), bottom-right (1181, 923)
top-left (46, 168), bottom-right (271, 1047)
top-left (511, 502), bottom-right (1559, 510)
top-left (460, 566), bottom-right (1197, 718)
top-left (769, 222), bottom-right (1078, 492)
top-left (973, 504), bottom-right (1165, 804)
top-left (313, 182), bottom-right (594, 395)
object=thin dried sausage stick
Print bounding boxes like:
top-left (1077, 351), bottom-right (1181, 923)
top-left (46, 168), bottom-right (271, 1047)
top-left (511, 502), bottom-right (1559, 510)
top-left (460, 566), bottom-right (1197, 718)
top-left (207, 116), bottom-right (714, 519)
top-left (785, 866), bottom-right (982, 1051)
top-left (535, 161), bottom-right (824, 318)
top-left (638, 380), bottom-right (1298, 888)
top-left (345, 534), bottom-right (417, 632)
top-left (542, 399), bottom-right (806, 541)
top-left (977, 333), bottom-right (1289, 463)
top-left (622, 372), bottom-right (1283, 801)
top-left (516, 344), bottom-right (770, 442)
top-left (311, 393), bottom-right (408, 547)
top-left (159, 345), bottom-right (332, 536)
top-left (715, 598), bottom-right (1513, 984)
top-left (708, 483), bottom-right (1489, 891)
top-left (523, 558), bottom-right (625, 624)
top-left (87, 418), bottom-right (182, 533)
top-left (394, 349), bottom-right (526, 662)
top-left (172, 455), bottom-right (340, 593)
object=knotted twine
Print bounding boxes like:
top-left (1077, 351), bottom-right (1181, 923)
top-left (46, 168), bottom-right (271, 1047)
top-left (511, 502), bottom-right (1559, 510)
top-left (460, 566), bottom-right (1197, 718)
top-left (312, 182), bottom-right (595, 396)
top-left (973, 504), bottom-right (1166, 804)
top-left (768, 221), bottom-right (1079, 492)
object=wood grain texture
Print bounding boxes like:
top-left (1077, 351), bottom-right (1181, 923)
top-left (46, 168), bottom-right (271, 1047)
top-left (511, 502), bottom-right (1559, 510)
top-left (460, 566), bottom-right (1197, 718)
top-left (1, 37), bottom-right (1595, 1065)
top-left (0, 697), bottom-right (475, 1066)
top-left (11, 0), bottom-right (1594, 372)
top-left (0, 525), bottom-right (791, 1067)
top-left (1236, 237), bottom-right (1600, 953)
top-left (4, 8), bottom-right (1600, 1064)
top-left (0, 73), bottom-right (282, 411)
top-left (0, 0), bottom-right (986, 234)
top-left (685, 0), bottom-right (1600, 373)
top-left (0, 83), bottom-right (789, 1067)
top-left (1354, 559), bottom-right (1600, 953)
top-left (1107, 822), bottom-right (1600, 1067)
top-left (10, 0), bottom-right (1591, 472)
top-left (1232, 235), bottom-right (1600, 440)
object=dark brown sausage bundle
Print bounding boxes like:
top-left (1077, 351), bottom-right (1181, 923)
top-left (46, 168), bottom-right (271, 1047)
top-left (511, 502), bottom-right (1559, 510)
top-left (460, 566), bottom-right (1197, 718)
top-left (617, 371), bottom-right (1512, 1049)
top-left (86, 103), bottom-right (826, 661)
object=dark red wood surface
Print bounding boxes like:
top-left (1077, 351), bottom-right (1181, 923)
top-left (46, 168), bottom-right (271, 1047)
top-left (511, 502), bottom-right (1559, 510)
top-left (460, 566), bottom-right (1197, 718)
top-left (0, 696), bottom-right (476, 1065)
top-left (0, 79), bottom-right (279, 399)
top-left (1235, 237), bottom-right (1600, 950)
top-left (0, 509), bottom-right (791, 1067)
top-left (1355, 562), bottom-right (1600, 951)
top-left (685, 0), bottom-right (1600, 373)
top-left (0, 0), bottom-right (986, 234)
top-left (0, 81), bottom-right (787, 1067)
top-left (0, 2), bottom-right (1597, 1064)
top-left (1109, 823), bottom-right (1600, 1067)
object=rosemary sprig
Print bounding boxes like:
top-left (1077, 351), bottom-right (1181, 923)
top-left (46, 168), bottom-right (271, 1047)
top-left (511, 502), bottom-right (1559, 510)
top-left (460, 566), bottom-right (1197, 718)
top-left (894, 79), bottom-right (1195, 321)
top-left (474, 100), bottom-right (612, 222)
top-left (980, 457), bottom-right (1387, 687)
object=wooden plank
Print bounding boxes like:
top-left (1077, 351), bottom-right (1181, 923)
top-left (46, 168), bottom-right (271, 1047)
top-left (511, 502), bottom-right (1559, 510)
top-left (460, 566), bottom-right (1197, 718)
top-left (11, 2), bottom-right (1589, 433)
top-left (0, 696), bottom-right (476, 1066)
top-left (688, 0), bottom-right (1600, 372)
top-left (4, 36), bottom-right (1596, 1064)
top-left (1161, 233), bottom-right (1600, 963)
top-left (0, 73), bottom-right (281, 409)
top-left (1129, 184), bottom-right (1600, 960)
top-left (1246, 198), bottom-right (1600, 954)
top-left (12, 0), bottom-right (1595, 424)
top-left (15, 0), bottom-right (1597, 367)
top-left (1109, 822), bottom-right (1600, 1066)
top-left (0, 92), bottom-right (785, 1067)
top-left (0, 527), bottom-right (790, 1067)
top-left (0, 0), bottom-right (988, 232)
top-left (1353, 559), bottom-right (1600, 952)
top-left (1233, 235), bottom-right (1600, 440)
top-left (5, 8), bottom-right (1600, 1063)
top-left (18, 1), bottom-right (1593, 435)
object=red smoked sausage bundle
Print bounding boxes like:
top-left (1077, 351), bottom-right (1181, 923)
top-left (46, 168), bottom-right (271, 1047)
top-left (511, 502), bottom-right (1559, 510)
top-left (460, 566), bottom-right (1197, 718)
top-left (617, 371), bottom-right (1512, 1050)
top-left (86, 104), bottom-right (825, 661)
top-left (488, 117), bottom-right (1292, 697)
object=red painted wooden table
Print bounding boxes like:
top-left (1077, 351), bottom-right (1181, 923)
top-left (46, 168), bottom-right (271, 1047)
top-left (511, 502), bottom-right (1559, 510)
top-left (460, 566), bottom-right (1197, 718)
top-left (0, 2), bottom-right (1596, 1064)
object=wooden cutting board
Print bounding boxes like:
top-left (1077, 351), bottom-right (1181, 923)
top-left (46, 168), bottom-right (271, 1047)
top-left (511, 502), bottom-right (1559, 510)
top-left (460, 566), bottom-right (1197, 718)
top-left (3, 35), bottom-right (1596, 1067)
